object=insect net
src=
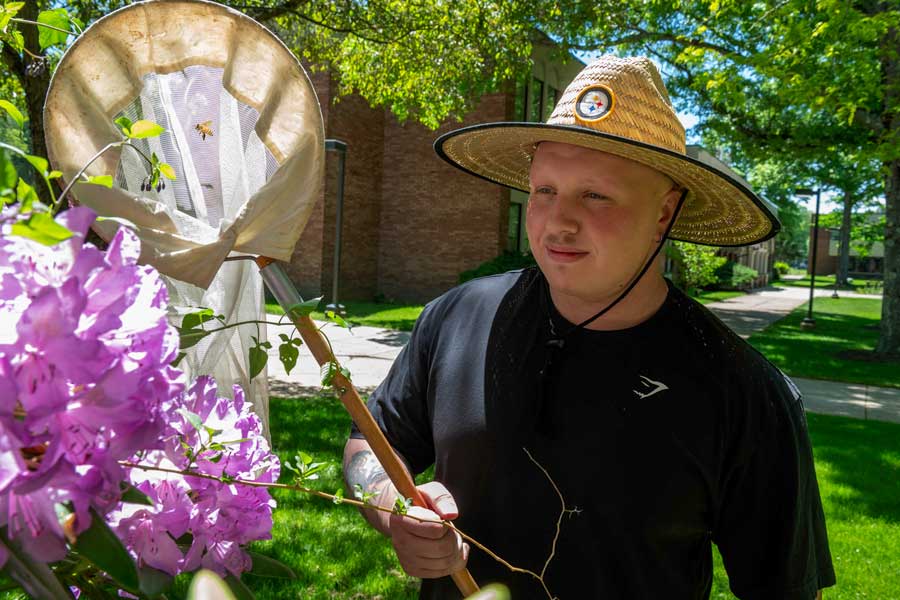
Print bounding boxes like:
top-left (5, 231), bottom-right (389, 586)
top-left (43, 1), bottom-right (326, 438)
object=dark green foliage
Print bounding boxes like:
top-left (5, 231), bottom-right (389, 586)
top-left (713, 260), bottom-right (759, 290)
top-left (458, 251), bottom-right (536, 284)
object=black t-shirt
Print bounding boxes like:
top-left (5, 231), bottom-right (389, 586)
top-left (351, 268), bottom-right (835, 600)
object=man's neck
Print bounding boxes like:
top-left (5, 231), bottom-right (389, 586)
top-left (548, 273), bottom-right (670, 331)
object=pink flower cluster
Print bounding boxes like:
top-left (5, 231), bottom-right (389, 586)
top-left (0, 207), bottom-right (183, 564)
top-left (115, 377), bottom-right (279, 578)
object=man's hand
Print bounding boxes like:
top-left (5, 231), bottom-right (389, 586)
top-left (389, 481), bottom-right (469, 578)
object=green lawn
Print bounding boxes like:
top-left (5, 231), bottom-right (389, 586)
top-left (694, 290), bottom-right (745, 305)
top-left (266, 301), bottom-right (425, 332)
top-left (774, 274), bottom-right (882, 295)
top-left (748, 297), bottom-right (900, 388)
top-left (245, 396), bottom-right (900, 599)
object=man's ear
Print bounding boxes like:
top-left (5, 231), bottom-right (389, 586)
top-left (656, 185), bottom-right (683, 236)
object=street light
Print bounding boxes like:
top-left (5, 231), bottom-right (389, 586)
top-left (325, 139), bottom-right (348, 316)
top-left (797, 187), bottom-right (821, 329)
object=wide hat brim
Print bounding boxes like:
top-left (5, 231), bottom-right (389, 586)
top-left (435, 122), bottom-right (780, 247)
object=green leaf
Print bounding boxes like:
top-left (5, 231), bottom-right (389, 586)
top-left (114, 116), bottom-right (133, 136)
top-left (178, 327), bottom-right (213, 350)
top-left (181, 308), bottom-right (215, 330)
top-left (0, 100), bottom-right (23, 127)
top-left (73, 508), bottom-right (140, 592)
top-left (138, 565), bottom-right (174, 597)
top-left (176, 408), bottom-right (204, 432)
top-left (37, 8), bottom-right (70, 50)
top-left (393, 496), bottom-right (412, 516)
top-left (249, 344), bottom-right (268, 380)
top-left (325, 310), bottom-right (351, 330)
top-left (0, 149), bottom-right (17, 192)
top-left (82, 175), bottom-right (113, 188)
top-left (332, 488), bottom-right (345, 504)
top-left (6, 30), bottom-right (24, 52)
top-left (10, 212), bottom-right (73, 246)
top-left (298, 451), bottom-right (313, 466)
top-left (278, 340), bottom-right (299, 375)
top-left (120, 484), bottom-right (153, 506)
top-left (187, 570), bottom-right (237, 600)
top-left (320, 361), bottom-right (337, 387)
top-left (0, 3), bottom-right (25, 31)
top-left (23, 154), bottom-right (47, 176)
top-left (171, 352), bottom-right (186, 367)
top-left (158, 162), bottom-right (176, 180)
top-left (15, 179), bottom-right (36, 211)
top-left (47, 170), bottom-right (62, 179)
top-left (285, 296), bottom-right (323, 319)
top-left (129, 120), bottom-right (165, 139)
top-left (246, 552), bottom-right (296, 579)
top-left (224, 574), bottom-right (255, 600)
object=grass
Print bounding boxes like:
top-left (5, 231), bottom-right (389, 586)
top-left (266, 301), bottom-right (425, 332)
top-left (747, 297), bottom-right (900, 388)
top-left (694, 290), bottom-right (745, 305)
top-left (774, 274), bottom-right (882, 295)
top-left (245, 396), bottom-right (900, 599)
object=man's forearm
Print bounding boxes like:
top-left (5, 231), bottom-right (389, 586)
top-left (343, 438), bottom-right (399, 536)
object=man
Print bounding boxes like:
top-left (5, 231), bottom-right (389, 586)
top-left (344, 56), bottom-right (835, 599)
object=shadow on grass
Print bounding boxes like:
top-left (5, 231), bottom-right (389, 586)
top-left (247, 396), bottom-right (421, 599)
top-left (807, 413), bottom-right (900, 524)
top-left (749, 302), bottom-right (900, 388)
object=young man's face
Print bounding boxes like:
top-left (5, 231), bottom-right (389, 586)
top-left (526, 142), bottom-right (680, 306)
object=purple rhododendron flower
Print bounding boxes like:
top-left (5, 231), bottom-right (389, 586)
top-left (0, 206), bottom-right (183, 564)
top-left (114, 377), bottom-right (279, 578)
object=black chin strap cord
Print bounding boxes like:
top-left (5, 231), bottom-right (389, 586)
top-left (545, 188), bottom-right (689, 349)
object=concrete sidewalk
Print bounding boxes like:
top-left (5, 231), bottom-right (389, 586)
top-left (268, 285), bottom-right (900, 425)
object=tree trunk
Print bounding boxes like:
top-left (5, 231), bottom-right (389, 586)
top-left (837, 190), bottom-right (852, 285)
top-left (877, 158), bottom-right (900, 355)
top-left (19, 1), bottom-right (52, 180)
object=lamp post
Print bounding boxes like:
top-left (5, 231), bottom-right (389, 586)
top-left (325, 139), bottom-right (348, 316)
top-left (797, 187), bottom-right (821, 329)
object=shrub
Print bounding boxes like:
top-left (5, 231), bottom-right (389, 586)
top-left (668, 242), bottom-right (727, 296)
top-left (714, 260), bottom-right (759, 290)
top-left (459, 251), bottom-right (537, 283)
top-left (773, 261), bottom-right (791, 276)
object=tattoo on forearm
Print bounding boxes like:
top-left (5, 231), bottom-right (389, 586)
top-left (345, 450), bottom-right (390, 493)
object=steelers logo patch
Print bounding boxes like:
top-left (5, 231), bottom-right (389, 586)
top-left (574, 85), bottom-right (615, 124)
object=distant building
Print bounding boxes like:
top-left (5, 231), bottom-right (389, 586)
top-left (809, 225), bottom-right (884, 276)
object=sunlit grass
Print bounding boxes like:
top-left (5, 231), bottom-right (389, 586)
top-left (266, 301), bottom-right (424, 332)
top-left (748, 297), bottom-right (899, 388)
top-left (248, 398), bottom-right (900, 599)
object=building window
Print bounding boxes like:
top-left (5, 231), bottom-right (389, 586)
top-left (514, 77), bottom-right (528, 122)
top-left (530, 77), bottom-right (544, 123)
top-left (507, 203), bottom-right (522, 252)
top-left (544, 86), bottom-right (558, 120)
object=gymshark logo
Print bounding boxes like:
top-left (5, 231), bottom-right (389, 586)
top-left (633, 375), bottom-right (669, 399)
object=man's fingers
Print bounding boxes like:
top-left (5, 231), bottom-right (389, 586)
top-left (394, 506), bottom-right (449, 539)
top-left (417, 481), bottom-right (459, 519)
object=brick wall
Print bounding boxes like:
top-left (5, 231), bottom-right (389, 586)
top-left (320, 94), bottom-right (384, 302)
top-left (377, 93), bottom-right (512, 303)
top-left (287, 70), bottom-right (515, 304)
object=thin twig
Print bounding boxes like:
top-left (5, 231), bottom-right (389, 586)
top-left (119, 460), bottom-right (550, 592)
top-left (524, 448), bottom-right (579, 600)
top-left (55, 141), bottom-right (157, 211)
top-left (10, 17), bottom-right (80, 37)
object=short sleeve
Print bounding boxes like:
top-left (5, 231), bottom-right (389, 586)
top-left (713, 371), bottom-right (836, 600)
top-left (349, 302), bottom-right (437, 475)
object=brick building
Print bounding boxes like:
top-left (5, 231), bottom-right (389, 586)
top-left (283, 43), bottom-right (584, 303)
top-left (808, 226), bottom-right (884, 276)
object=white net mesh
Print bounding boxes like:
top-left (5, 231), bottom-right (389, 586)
top-left (44, 1), bottom-right (327, 441)
top-left (113, 66), bottom-right (282, 439)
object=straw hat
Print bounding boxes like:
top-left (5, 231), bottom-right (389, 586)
top-left (435, 56), bottom-right (779, 247)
